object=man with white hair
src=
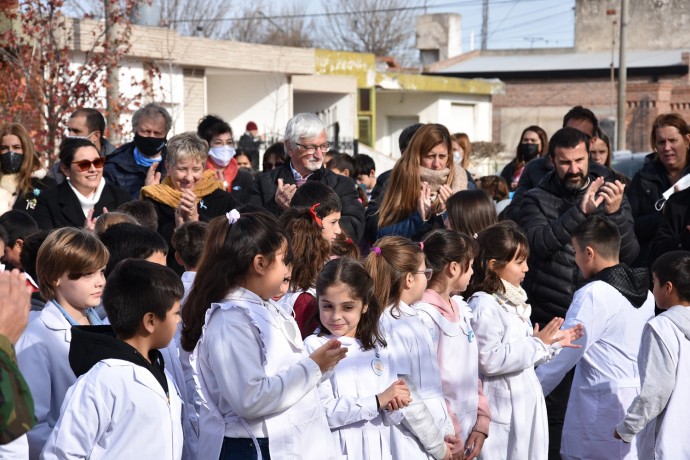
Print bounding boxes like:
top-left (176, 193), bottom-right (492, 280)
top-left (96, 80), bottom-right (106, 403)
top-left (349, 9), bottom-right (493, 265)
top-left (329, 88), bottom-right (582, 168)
top-left (252, 113), bottom-right (365, 242)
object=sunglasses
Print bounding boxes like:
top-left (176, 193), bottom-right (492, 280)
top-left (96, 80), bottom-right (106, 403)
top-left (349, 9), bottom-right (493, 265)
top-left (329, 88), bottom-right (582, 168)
top-left (72, 158), bottom-right (106, 171)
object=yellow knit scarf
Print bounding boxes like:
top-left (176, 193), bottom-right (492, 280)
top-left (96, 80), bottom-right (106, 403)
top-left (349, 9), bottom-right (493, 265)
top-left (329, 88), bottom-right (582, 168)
top-left (140, 169), bottom-right (223, 208)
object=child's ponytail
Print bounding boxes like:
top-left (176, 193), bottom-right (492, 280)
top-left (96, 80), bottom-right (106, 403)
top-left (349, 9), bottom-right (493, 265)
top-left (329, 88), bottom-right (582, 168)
top-left (181, 209), bottom-right (287, 351)
top-left (365, 236), bottom-right (423, 317)
top-left (280, 206), bottom-right (331, 291)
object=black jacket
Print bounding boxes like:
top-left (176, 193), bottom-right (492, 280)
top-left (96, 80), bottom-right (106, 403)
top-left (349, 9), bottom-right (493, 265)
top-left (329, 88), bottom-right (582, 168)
top-left (502, 156), bottom-right (612, 222)
top-left (13, 176), bottom-right (57, 217)
top-left (147, 188), bottom-right (239, 272)
top-left (519, 171), bottom-right (639, 324)
top-left (33, 181), bottom-right (131, 230)
top-left (251, 164), bottom-right (365, 242)
top-left (649, 187), bottom-right (690, 263)
top-left (626, 153), bottom-right (690, 266)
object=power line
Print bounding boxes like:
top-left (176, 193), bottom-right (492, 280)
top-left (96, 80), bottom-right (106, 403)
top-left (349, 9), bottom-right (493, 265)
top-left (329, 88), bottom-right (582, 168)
top-left (165, 0), bottom-right (553, 24)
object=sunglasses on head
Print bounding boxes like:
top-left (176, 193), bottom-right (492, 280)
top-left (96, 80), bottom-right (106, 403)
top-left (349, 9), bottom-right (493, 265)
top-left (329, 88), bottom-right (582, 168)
top-left (72, 158), bottom-right (106, 171)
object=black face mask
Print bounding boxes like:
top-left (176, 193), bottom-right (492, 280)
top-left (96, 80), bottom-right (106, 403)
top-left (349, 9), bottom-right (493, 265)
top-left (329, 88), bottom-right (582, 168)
top-left (134, 134), bottom-right (167, 157)
top-left (518, 143), bottom-right (540, 162)
top-left (0, 152), bottom-right (24, 174)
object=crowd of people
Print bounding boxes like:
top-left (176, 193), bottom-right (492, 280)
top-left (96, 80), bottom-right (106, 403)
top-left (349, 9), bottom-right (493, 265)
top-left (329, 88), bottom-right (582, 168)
top-left (0, 103), bottom-right (689, 460)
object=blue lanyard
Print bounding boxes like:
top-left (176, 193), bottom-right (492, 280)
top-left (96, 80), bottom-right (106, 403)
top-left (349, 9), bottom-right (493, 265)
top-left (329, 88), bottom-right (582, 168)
top-left (52, 299), bottom-right (103, 326)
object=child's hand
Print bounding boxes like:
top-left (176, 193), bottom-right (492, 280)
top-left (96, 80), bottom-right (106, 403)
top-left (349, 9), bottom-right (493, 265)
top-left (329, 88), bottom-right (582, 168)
top-left (533, 317), bottom-right (564, 345)
top-left (555, 323), bottom-right (584, 349)
top-left (441, 439), bottom-right (456, 460)
top-left (309, 338), bottom-right (347, 373)
top-left (463, 430), bottom-right (487, 460)
top-left (378, 379), bottom-right (411, 410)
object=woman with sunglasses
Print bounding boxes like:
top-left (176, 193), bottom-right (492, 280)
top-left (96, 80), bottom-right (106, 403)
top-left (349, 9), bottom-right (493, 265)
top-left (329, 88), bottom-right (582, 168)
top-left (33, 137), bottom-right (130, 230)
top-left (0, 123), bottom-right (56, 217)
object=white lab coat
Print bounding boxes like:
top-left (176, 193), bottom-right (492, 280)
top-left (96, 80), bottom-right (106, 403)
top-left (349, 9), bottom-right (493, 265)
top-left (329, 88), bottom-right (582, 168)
top-left (41, 358), bottom-right (183, 459)
top-left (15, 301), bottom-right (76, 460)
top-left (536, 281), bottom-right (655, 460)
top-left (468, 292), bottom-right (557, 460)
top-left (379, 303), bottom-right (454, 460)
top-left (0, 434), bottom-right (28, 459)
top-left (415, 295), bottom-right (491, 450)
top-left (304, 334), bottom-right (402, 460)
top-left (193, 288), bottom-right (337, 460)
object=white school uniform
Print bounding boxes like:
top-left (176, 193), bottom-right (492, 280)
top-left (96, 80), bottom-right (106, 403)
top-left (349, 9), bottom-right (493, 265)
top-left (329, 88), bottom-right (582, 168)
top-left (468, 292), bottom-right (558, 460)
top-left (536, 281), bottom-right (655, 460)
top-left (379, 302), bottom-right (454, 460)
top-left (15, 301), bottom-right (76, 460)
top-left (160, 271), bottom-right (199, 460)
top-left (41, 359), bottom-right (183, 459)
top-left (617, 306), bottom-right (690, 459)
top-left (415, 293), bottom-right (491, 451)
top-left (192, 288), bottom-right (337, 460)
top-left (304, 334), bottom-right (402, 460)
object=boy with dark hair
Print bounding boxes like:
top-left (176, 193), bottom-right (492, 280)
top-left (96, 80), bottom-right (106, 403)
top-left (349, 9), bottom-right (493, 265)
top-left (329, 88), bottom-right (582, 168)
top-left (326, 153), bottom-right (355, 178)
top-left (99, 223), bottom-right (168, 277)
top-left (615, 250), bottom-right (690, 458)
top-left (171, 221), bottom-right (207, 292)
top-left (353, 154), bottom-right (376, 199)
top-left (0, 211), bottom-right (39, 270)
top-left (116, 200), bottom-right (158, 231)
top-left (537, 215), bottom-right (654, 460)
top-left (41, 260), bottom-right (184, 459)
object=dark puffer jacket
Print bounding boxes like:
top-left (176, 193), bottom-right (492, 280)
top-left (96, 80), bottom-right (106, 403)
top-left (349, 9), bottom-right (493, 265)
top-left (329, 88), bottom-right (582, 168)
top-left (626, 152), bottom-right (690, 267)
top-left (649, 186), bottom-right (690, 263)
top-left (519, 171), bottom-right (639, 325)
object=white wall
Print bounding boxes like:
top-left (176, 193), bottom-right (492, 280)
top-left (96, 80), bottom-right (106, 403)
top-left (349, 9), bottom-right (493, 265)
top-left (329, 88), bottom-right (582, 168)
top-left (293, 92), bottom-right (355, 141)
top-left (375, 91), bottom-right (493, 155)
top-left (206, 73), bottom-right (291, 142)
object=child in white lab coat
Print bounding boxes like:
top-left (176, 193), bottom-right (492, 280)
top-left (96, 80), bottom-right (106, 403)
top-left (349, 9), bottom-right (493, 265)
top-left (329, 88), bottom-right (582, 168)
top-left (15, 227), bottom-right (108, 460)
top-left (180, 209), bottom-right (346, 460)
top-left (615, 250), bottom-right (690, 458)
top-left (465, 221), bottom-right (583, 460)
top-left (42, 259), bottom-right (185, 459)
top-left (366, 236), bottom-right (457, 460)
top-left (536, 216), bottom-right (655, 460)
top-left (304, 257), bottom-right (411, 459)
top-left (414, 229), bottom-right (491, 460)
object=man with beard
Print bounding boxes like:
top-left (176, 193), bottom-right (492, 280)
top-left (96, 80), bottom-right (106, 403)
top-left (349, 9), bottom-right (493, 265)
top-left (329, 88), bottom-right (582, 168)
top-left (518, 126), bottom-right (639, 459)
top-left (103, 103), bottom-right (171, 199)
top-left (252, 113), bottom-right (364, 242)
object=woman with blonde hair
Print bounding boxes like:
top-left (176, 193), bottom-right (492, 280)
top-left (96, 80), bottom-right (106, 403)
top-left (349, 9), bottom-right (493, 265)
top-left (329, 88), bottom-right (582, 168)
top-left (0, 123), bottom-right (55, 216)
top-left (365, 123), bottom-right (471, 242)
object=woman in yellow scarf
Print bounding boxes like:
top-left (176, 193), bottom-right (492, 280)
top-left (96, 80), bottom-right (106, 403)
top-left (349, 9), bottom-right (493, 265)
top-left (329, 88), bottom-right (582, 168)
top-left (140, 132), bottom-right (239, 271)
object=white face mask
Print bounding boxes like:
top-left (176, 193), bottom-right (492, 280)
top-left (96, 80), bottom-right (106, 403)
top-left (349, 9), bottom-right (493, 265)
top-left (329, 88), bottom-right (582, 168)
top-left (453, 150), bottom-right (464, 164)
top-left (208, 146), bottom-right (236, 167)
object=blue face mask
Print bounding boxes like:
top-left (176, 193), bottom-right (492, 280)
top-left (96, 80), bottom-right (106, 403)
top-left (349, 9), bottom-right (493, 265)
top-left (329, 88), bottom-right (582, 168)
top-left (208, 146), bottom-right (236, 168)
top-left (133, 147), bottom-right (162, 167)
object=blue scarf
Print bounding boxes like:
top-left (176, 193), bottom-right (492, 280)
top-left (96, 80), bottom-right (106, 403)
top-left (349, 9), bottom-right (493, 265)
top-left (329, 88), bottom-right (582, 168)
top-left (133, 147), bottom-right (162, 168)
top-left (52, 299), bottom-right (104, 326)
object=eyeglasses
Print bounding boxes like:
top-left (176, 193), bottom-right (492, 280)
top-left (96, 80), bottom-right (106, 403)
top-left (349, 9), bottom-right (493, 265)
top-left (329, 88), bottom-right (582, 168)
top-left (415, 268), bottom-right (433, 281)
top-left (296, 142), bottom-right (331, 154)
top-left (72, 158), bottom-right (106, 171)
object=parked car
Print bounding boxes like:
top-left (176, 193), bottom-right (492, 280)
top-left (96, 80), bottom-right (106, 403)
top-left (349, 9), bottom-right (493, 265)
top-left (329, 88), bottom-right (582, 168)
top-left (611, 151), bottom-right (649, 178)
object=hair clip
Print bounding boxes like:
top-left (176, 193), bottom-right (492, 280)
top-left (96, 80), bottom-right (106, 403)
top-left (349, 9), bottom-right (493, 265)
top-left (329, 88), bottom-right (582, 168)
top-left (419, 242), bottom-right (424, 251)
top-left (226, 209), bottom-right (240, 225)
top-left (345, 238), bottom-right (353, 245)
top-left (309, 203), bottom-right (323, 227)
top-left (372, 247), bottom-right (382, 256)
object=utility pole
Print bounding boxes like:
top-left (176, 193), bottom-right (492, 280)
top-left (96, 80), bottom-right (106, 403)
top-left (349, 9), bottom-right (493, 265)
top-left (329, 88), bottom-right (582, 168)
top-left (616, 0), bottom-right (628, 151)
top-left (481, 0), bottom-right (488, 50)
top-left (104, 0), bottom-right (120, 145)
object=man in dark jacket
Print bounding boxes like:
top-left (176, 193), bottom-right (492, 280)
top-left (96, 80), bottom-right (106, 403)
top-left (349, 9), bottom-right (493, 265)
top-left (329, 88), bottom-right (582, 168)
top-left (518, 127), bottom-right (639, 460)
top-left (251, 113), bottom-right (365, 242)
top-left (103, 103), bottom-right (171, 199)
